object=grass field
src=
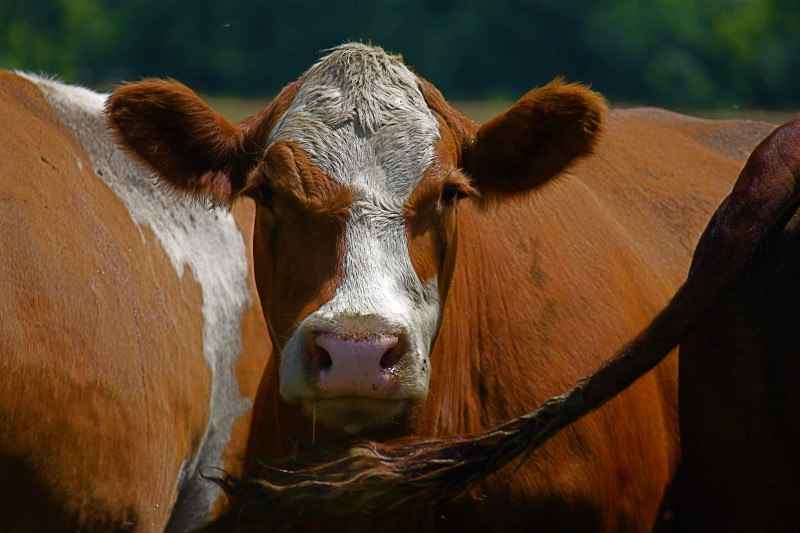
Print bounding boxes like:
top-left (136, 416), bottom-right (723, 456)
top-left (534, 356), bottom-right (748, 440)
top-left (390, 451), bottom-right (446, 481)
top-left (204, 94), bottom-right (798, 126)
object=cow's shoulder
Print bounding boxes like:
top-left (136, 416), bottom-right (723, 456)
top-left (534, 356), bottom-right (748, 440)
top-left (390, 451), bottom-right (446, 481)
top-left (561, 108), bottom-right (772, 284)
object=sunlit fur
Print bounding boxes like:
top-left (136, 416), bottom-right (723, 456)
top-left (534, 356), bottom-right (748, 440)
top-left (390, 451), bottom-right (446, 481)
top-left (104, 42), bottom-right (787, 531)
top-left (8, 72), bottom-right (265, 532)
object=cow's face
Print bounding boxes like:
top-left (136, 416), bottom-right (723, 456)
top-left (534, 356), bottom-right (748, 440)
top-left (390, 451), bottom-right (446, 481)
top-left (108, 43), bottom-right (605, 433)
top-left (245, 52), bottom-right (473, 431)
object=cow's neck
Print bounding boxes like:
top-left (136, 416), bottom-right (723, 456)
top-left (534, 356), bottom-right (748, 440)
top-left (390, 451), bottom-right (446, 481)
top-left (414, 200), bottom-right (525, 437)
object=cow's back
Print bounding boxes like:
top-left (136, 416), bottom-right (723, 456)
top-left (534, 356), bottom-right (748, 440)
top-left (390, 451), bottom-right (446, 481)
top-left (0, 72), bottom-right (269, 532)
top-left (417, 108), bottom-right (775, 532)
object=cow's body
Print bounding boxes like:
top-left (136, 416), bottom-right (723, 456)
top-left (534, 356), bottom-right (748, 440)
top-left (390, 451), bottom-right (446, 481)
top-left (0, 72), bottom-right (270, 532)
top-left (676, 116), bottom-right (800, 533)
top-left (107, 44), bottom-right (775, 532)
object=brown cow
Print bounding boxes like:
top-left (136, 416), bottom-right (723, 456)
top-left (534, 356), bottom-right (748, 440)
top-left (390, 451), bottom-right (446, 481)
top-left (0, 72), bottom-right (270, 532)
top-left (107, 44), bottom-right (774, 531)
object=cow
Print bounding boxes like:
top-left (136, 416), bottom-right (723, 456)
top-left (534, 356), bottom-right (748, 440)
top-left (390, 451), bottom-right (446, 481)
top-left (676, 115), bottom-right (800, 532)
top-left (0, 71), bottom-right (270, 532)
top-left (196, 113), bottom-right (800, 533)
top-left (107, 43), bottom-right (775, 531)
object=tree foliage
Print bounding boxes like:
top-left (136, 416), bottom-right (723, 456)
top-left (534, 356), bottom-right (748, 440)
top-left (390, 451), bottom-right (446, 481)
top-left (1, 0), bottom-right (799, 108)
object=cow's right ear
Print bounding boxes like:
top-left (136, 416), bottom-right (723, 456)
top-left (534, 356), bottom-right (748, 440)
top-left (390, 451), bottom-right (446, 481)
top-left (106, 79), bottom-right (261, 206)
top-left (462, 78), bottom-right (607, 198)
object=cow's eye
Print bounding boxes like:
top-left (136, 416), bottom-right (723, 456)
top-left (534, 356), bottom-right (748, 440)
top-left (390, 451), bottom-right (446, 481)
top-left (259, 184), bottom-right (274, 203)
top-left (440, 184), bottom-right (458, 205)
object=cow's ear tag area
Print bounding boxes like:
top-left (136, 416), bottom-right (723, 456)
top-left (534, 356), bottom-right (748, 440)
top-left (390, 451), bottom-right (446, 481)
top-left (463, 78), bottom-right (607, 199)
top-left (106, 79), bottom-right (259, 206)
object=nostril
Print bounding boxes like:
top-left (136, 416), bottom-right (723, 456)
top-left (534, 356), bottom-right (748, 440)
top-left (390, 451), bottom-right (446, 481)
top-left (379, 341), bottom-right (403, 370)
top-left (313, 333), bottom-right (403, 365)
top-left (309, 343), bottom-right (332, 372)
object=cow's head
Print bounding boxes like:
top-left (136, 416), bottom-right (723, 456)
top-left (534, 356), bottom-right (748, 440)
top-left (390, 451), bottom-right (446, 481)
top-left (108, 43), bottom-right (605, 433)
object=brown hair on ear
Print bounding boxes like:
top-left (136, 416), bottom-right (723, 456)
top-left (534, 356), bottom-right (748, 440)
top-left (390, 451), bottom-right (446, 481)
top-left (463, 78), bottom-right (607, 197)
top-left (106, 79), bottom-right (260, 206)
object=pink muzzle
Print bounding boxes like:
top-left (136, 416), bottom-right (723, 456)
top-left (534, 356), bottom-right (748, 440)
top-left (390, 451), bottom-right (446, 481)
top-left (312, 333), bottom-right (402, 397)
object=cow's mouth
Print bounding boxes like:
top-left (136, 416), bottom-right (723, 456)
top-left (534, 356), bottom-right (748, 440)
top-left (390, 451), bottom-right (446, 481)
top-left (303, 397), bottom-right (410, 433)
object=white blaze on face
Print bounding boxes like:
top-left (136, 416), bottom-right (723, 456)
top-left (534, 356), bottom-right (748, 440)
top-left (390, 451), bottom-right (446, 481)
top-left (269, 44), bottom-right (442, 418)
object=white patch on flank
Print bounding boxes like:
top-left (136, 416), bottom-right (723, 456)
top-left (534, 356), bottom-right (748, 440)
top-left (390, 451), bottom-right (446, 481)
top-left (268, 44), bottom-right (442, 419)
top-left (20, 73), bottom-right (251, 532)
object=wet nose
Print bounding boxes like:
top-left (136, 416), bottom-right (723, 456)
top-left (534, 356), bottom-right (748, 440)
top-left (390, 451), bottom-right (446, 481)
top-left (309, 333), bottom-right (403, 396)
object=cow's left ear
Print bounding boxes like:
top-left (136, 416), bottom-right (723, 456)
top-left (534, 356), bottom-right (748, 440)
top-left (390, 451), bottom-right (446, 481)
top-left (462, 78), bottom-right (607, 197)
top-left (106, 79), bottom-right (261, 206)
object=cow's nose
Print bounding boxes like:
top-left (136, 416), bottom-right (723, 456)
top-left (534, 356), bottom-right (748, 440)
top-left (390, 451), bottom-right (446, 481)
top-left (309, 333), bottom-right (403, 396)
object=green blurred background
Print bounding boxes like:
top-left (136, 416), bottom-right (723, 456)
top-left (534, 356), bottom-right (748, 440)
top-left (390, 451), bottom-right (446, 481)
top-left (2, 0), bottom-right (798, 122)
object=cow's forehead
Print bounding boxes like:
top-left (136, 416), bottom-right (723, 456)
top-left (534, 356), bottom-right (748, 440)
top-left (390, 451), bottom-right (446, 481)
top-left (268, 44), bottom-right (440, 202)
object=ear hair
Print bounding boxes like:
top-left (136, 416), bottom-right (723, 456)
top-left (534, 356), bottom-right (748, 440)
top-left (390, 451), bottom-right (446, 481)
top-left (463, 78), bottom-right (607, 197)
top-left (106, 79), bottom-right (259, 206)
